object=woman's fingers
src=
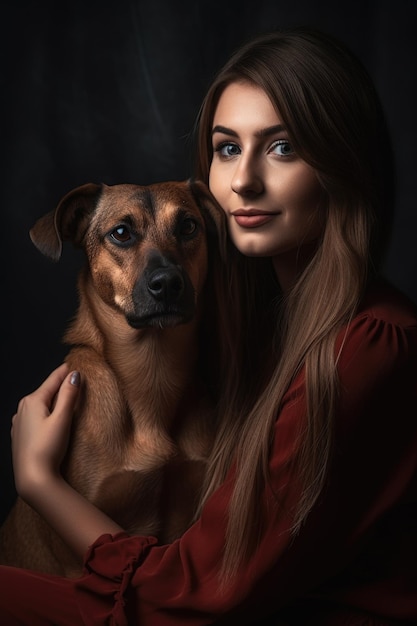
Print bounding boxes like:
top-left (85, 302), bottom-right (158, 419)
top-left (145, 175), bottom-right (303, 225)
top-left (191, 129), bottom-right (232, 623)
top-left (11, 365), bottom-right (82, 496)
top-left (51, 369), bottom-right (81, 424)
top-left (32, 363), bottom-right (73, 410)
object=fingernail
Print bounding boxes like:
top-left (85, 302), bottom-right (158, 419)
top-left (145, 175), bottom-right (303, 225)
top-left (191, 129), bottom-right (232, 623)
top-left (70, 371), bottom-right (80, 386)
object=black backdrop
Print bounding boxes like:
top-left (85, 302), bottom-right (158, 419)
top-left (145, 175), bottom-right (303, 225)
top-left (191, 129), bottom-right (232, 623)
top-left (2, 0), bottom-right (417, 521)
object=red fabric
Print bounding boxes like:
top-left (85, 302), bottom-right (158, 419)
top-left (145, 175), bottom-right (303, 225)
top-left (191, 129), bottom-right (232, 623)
top-left (0, 280), bottom-right (416, 625)
top-left (0, 565), bottom-right (83, 625)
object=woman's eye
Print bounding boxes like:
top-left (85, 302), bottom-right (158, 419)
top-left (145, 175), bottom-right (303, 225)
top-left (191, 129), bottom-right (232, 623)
top-left (271, 139), bottom-right (294, 157)
top-left (109, 225), bottom-right (133, 244)
top-left (215, 142), bottom-right (241, 158)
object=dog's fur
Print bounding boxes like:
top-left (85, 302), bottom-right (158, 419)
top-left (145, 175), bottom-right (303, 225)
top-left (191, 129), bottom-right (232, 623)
top-left (0, 179), bottom-right (226, 577)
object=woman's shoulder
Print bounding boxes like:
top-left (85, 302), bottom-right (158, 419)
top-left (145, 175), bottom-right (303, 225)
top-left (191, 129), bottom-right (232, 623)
top-left (357, 278), bottom-right (417, 329)
top-left (334, 279), bottom-right (417, 447)
top-left (338, 278), bottom-right (417, 372)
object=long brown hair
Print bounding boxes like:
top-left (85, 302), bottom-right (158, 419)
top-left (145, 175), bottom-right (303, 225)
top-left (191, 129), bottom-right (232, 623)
top-left (193, 27), bottom-right (395, 583)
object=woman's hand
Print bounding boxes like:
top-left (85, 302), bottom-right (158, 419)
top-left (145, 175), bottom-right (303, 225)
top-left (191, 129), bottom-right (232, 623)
top-left (11, 363), bottom-right (80, 501)
top-left (10, 363), bottom-right (123, 558)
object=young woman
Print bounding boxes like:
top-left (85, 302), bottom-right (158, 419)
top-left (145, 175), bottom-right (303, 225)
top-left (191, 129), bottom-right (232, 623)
top-left (1, 27), bottom-right (416, 626)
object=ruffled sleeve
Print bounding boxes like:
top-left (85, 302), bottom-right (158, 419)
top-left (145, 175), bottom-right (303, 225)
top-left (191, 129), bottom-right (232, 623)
top-left (74, 533), bottom-right (158, 626)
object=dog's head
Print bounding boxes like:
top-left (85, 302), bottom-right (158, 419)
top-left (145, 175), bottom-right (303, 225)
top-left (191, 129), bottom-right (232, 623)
top-left (30, 180), bottom-right (226, 329)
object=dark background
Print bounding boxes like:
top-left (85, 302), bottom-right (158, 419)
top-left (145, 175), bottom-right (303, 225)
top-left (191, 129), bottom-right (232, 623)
top-left (2, 0), bottom-right (416, 522)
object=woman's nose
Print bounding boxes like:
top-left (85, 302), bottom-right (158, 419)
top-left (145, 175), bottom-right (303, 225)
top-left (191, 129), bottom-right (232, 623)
top-left (231, 156), bottom-right (264, 195)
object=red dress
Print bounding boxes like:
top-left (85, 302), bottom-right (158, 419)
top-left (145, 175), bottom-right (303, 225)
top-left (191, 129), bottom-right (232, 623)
top-left (1, 280), bottom-right (416, 626)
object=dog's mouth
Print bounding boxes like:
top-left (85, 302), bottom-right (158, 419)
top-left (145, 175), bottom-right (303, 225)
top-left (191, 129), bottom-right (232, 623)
top-left (127, 311), bottom-right (193, 330)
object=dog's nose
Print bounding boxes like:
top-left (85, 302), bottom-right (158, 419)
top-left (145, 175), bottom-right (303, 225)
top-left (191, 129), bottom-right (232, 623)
top-left (147, 267), bottom-right (185, 302)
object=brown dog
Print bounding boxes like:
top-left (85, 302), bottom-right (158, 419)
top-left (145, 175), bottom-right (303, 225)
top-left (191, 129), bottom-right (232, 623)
top-left (0, 179), bottom-right (226, 577)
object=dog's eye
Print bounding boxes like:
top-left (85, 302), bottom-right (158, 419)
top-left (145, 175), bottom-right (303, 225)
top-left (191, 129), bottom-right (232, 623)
top-left (108, 225), bottom-right (134, 245)
top-left (179, 217), bottom-right (198, 239)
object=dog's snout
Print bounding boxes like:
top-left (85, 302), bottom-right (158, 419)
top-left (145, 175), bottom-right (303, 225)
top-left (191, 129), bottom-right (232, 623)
top-left (131, 251), bottom-right (196, 328)
top-left (148, 267), bottom-right (185, 302)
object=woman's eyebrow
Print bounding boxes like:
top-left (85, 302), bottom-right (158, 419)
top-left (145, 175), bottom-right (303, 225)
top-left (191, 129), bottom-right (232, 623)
top-left (212, 125), bottom-right (238, 137)
top-left (256, 124), bottom-right (285, 137)
top-left (211, 124), bottom-right (286, 137)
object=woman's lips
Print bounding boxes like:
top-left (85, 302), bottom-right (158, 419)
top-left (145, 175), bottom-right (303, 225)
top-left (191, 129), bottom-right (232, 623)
top-left (231, 210), bottom-right (277, 228)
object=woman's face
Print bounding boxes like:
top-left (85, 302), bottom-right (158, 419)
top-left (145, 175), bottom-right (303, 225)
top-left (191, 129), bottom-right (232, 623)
top-left (209, 81), bottom-right (324, 284)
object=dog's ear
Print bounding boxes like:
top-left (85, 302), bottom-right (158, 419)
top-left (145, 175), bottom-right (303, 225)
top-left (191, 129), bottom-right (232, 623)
top-left (187, 179), bottom-right (227, 256)
top-left (29, 183), bottom-right (103, 262)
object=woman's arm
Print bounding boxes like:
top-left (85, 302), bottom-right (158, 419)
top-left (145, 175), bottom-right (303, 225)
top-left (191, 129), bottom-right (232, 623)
top-left (7, 302), bottom-right (417, 624)
top-left (11, 363), bottom-right (123, 560)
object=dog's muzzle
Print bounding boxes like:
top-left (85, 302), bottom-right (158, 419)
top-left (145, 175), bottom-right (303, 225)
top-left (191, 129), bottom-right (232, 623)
top-left (127, 259), bottom-right (196, 329)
